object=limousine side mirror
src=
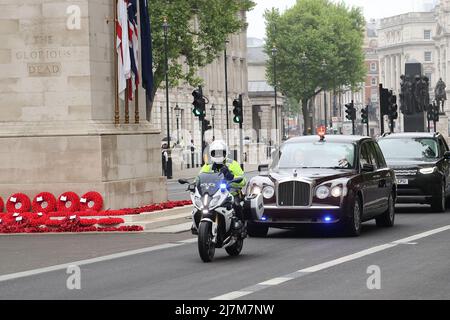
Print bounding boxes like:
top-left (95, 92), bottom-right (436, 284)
top-left (361, 163), bottom-right (375, 173)
top-left (444, 151), bottom-right (450, 160)
top-left (258, 164), bottom-right (269, 173)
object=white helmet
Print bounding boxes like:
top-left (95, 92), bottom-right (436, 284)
top-left (209, 140), bottom-right (229, 164)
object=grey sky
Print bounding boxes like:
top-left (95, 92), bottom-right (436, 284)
top-left (247, 0), bottom-right (438, 39)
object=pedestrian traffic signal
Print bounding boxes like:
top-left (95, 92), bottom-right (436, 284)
top-left (192, 89), bottom-right (206, 117)
top-left (233, 95), bottom-right (243, 124)
top-left (361, 106), bottom-right (369, 124)
top-left (345, 101), bottom-right (356, 121)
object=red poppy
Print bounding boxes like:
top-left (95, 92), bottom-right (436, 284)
top-left (98, 218), bottom-right (124, 225)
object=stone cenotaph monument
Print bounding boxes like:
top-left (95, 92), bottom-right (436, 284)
top-left (0, 0), bottom-right (166, 208)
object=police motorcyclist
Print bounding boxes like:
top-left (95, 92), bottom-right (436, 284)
top-left (200, 140), bottom-right (246, 232)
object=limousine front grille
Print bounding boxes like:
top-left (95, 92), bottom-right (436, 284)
top-left (277, 181), bottom-right (311, 207)
top-left (394, 169), bottom-right (418, 176)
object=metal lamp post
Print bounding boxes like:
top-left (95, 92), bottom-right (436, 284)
top-left (271, 45), bottom-right (279, 145)
top-left (321, 59), bottom-right (328, 130)
top-left (301, 53), bottom-right (308, 135)
top-left (174, 104), bottom-right (180, 145)
top-left (224, 39), bottom-right (230, 145)
top-left (210, 104), bottom-right (216, 141)
top-left (163, 17), bottom-right (172, 179)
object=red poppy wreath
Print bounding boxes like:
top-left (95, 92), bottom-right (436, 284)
top-left (6, 193), bottom-right (31, 213)
top-left (32, 192), bottom-right (57, 214)
top-left (79, 191), bottom-right (104, 212)
top-left (56, 192), bottom-right (80, 212)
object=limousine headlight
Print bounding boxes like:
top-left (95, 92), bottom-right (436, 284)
top-left (262, 186), bottom-right (275, 199)
top-left (316, 186), bottom-right (330, 199)
top-left (419, 167), bottom-right (437, 174)
top-left (331, 186), bottom-right (343, 198)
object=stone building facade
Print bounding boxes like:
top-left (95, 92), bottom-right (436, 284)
top-left (150, 12), bottom-right (251, 164)
top-left (377, 11), bottom-right (437, 132)
top-left (247, 38), bottom-right (285, 144)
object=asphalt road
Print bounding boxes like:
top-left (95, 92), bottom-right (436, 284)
top-left (168, 171), bottom-right (260, 201)
top-left (1, 205), bottom-right (450, 300)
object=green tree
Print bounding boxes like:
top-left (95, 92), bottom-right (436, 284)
top-left (265, 0), bottom-right (366, 135)
top-left (149, 0), bottom-right (255, 105)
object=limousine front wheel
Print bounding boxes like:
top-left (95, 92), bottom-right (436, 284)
top-left (342, 198), bottom-right (362, 237)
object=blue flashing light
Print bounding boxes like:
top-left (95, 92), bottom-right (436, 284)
top-left (324, 216), bottom-right (332, 223)
top-left (261, 216), bottom-right (267, 221)
top-left (220, 183), bottom-right (227, 191)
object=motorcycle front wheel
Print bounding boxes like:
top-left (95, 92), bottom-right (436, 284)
top-left (198, 222), bottom-right (215, 263)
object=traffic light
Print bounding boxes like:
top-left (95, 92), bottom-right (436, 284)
top-left (427, 104), bottom-right (434, 122)
top-left (361, 106), bottom-right (369, 124)
top-left (345, 101), bottom-right (356, 121)
top-left (388, 92), bottom-right (398, 121)
top-left (233, 95), bottom-right (243, 124)
top-left (380, 87), bottom-right (390, 116)
top-left (192, 89), bottom-right (206, 118)
top-left (433, 104), bottom-right (440, 122)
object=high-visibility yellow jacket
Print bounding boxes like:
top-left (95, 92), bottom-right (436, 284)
top-left (200, 160), bottom-right (247, 189)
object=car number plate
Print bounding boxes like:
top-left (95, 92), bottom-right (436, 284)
top-left (397, 179), bottom-right (409, 185)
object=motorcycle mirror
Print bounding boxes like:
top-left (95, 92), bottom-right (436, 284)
top-left (178, 179), bottom-right (189, 185)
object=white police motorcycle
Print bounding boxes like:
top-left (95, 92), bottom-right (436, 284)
top-left (179, 172), bottom-right (263, 263)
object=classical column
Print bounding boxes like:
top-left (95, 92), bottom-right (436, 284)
top-left (383, 56), bottom-right (391, 88)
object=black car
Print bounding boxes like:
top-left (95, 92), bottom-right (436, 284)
top-left (244, 135), bottom-right (397, 237)
top-left (378, 132), bottom-right (450, 212)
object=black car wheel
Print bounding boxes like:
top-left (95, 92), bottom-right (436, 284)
top-left (376, 192), bottom-right (395, 227)
top-left (342, 197), bottom-right (362, 237)
top-left (431, 182), bottom-right (446, 213)
top-left (247, 223), bottom-right (269, 238)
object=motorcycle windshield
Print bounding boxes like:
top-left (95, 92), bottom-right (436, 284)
top-left (196, 172), bottom-right (225, 196)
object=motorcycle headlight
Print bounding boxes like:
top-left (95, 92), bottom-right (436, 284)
top-left (419, 167), bottom-right (437, 174)
top-left (331, 186), bottom-right (343, 198)
top-left (209, 194), bottom-right (222, 208)
top-left (262, 186), bottom-right (275, 199)
top-left (194, 196), bottom-right (203, 209)
top-left (316, 186), bottom-right (330, 199)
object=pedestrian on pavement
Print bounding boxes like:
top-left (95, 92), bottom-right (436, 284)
top-left (162, 144), bottom-right (168, 176)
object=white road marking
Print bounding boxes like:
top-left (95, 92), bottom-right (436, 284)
top-left (178, 238), bottom-right (197, 244)
top-left (211, 291), bottom-right (253, 300)
top-left (0, 240), bottom-right (195, 282)
top-left (259, 277), bottom-right (293, 286)
top-left (211, 224), bottom-right (450, 300)
top-left (299, 243), bottom-right (397, 273)
top-left (391, 225), bottom-right (450, 244)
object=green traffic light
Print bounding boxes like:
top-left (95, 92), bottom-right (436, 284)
top-left (233, 116), bottom-right (242, 124)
